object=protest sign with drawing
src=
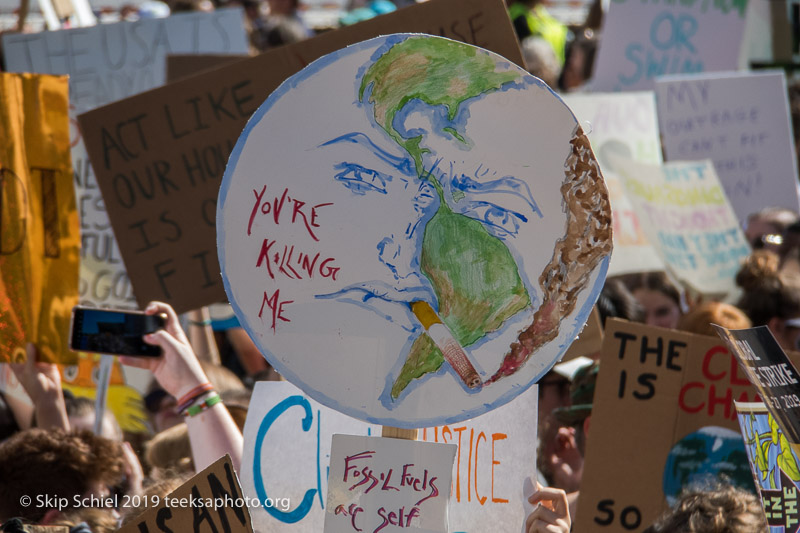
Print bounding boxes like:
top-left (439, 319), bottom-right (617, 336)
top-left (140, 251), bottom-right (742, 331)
top-left (118, 454), bottom-right (254, 533)
top-left (563, 91), bottom-right (664, 276)
top-left (0, 73), bottom-right (79, 364)
top-left (324, 434), bottom-right (456, 533)
top-left (613, 157), bottom-right (750, 296)
top-left (77, 0), bottom-right (527, 314)
top-left (2, 9), bottom-right (250, 309)
top-left (241, 381), bottom-right (536, 533)
top-left (576, 319), bottom-right (769, 533)
top-left (736, 402), bottom-right (800, 532)
top-left (590, 0), bottom-right (748, 91)
top-left (217, 33), bottom-right (611, 428)
top-left (655, 70), bottom-right (800, 225)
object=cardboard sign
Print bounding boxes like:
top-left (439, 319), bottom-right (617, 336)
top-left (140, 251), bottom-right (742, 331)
top-left (218, 33), bottom-right (611, 427)
top-left (716, 326), bottom-right (800, 453)
top-left (562, 92), bottom-right (665, 275)
top-left (0, 73), bottom-right (80, 364)
top-left (166, 54), bottom-right (248, 83)
top-left (241, 381), bottom-right (536, 533)
top-left (590, 0), bottom-right (748, 91)
top-left (77, 0), bottom-right (525, 314)
top-left (614, 157), bottom-right (749, 296)
top-left (575, 319), bottom-right (764, 533)
top-left (324, 435), bottom-right (456, 533)
top-left (655, 70), bottom-right (800, 224)
top-left (2, 9), bottom-right (250, 309)
top-left (736, 402), bottom-right (800, 532)
top-left (118, 454), bottom-right (254, 533)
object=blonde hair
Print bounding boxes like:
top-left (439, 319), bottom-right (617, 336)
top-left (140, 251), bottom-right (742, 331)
top-left (677, 302), bottom-right (752, 336)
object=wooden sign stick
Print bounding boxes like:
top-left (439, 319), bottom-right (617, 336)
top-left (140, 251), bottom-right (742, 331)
top-left (381, 426), bottom-right (418, 440)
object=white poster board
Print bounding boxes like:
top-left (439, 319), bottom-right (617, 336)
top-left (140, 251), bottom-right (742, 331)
top-left (590, 0), bottom-right (748, 92)
top-left (241, 381), bottom-right (379, 533)
top-left (241, 381), bottom-right (537, 533)
top-left (218, 34), bottom-right (611, 428)
top-left (655, 70), bottom-right (800, 224)
top-left (2, 9), bottom-right (249, 308)
top-left (614, 157), bottom-right (750, 296)
top-left (324, 434), bottom-right (456, 533)
top-left (563, 92), bottom-right (665, 275)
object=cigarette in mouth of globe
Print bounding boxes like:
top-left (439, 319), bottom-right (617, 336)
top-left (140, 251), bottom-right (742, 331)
top-left (410, 301), bottom-right (482, 389)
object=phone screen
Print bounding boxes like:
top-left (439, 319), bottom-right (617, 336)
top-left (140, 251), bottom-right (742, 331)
top-left (70, 307), bottom-right (166, 357)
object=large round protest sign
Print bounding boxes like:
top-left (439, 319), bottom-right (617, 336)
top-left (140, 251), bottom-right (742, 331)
top-left (218, 34), bottom-right (612, 427)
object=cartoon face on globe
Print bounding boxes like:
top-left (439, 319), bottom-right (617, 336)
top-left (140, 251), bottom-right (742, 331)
top-left (218, 34), bottom-right (612, 427)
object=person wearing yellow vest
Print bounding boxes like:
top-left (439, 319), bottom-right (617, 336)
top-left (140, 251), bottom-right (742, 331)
top-left (508, 0), bottom-right (568, 66)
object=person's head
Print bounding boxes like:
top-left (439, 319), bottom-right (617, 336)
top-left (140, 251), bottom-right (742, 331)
top-left (65, 396), bottom-right (123, 441)
top-left (521, 36), bottom-right (559, 88)
top-left (144, 423), bottom-right (193, 474)
top-left (677, 302), bottom-right (752, 337)
top-left (558, 28), bottom-right (598, 92)
top-left (744, 206), bottom-right (798, 252)
top-left (597, 278), bottom-right (645, 327)
top-left (736, 249), bottom-right (800, 351)
top-left (626, 272), bottom-right (683, 330)
top-left (0, 429), bottom-right (124, 523)
top-left (553, 360), bottom-right (598, 456)
top-left (267, 0), bottom-right (297, 15)
top-left (643, 484), bottom-right (765, 533)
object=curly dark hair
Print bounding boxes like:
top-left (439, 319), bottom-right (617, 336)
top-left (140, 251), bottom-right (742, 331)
top-left (0, 428), bottom-right (124, 523)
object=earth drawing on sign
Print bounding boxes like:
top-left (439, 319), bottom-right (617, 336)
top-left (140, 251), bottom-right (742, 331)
top-left (218, 34), bottom-right (612, 427)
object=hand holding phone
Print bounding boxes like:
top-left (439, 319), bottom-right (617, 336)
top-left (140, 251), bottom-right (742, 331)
top-left (70, 306), bottom-right (167, 357)
top-left (117, 301), bottom-right (210, 402)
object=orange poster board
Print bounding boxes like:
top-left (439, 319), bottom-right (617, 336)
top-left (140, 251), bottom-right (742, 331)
top-left (0, 73), bottom-right (79, 363)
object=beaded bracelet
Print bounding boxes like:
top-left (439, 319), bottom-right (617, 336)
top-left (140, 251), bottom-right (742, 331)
top-left (176, 383), bottom-right (214, 412)
top-left (184, 393), bottom-right (222, 418)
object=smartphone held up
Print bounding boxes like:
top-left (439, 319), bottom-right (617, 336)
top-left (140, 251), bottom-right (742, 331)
top-left (69, 306), bottom-right (167, 357)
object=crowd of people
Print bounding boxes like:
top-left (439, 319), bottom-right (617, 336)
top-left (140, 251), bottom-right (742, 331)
top-left (1, 0), bottom-right (799, 532)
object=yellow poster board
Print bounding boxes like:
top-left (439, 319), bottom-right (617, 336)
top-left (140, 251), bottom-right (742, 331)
top-left (0, 73), bottom-right (79, 363)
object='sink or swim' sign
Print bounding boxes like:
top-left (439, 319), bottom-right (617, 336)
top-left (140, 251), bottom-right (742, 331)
top-left (590, 0), bottom-right (748, 92)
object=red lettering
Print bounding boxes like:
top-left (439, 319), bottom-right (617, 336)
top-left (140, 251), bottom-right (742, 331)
top-left (679, 382), bottom-right (704, 413)
top-left (272, 188), bottom-right (289, 225)
top-left (702, 346), bottom-right (727, 381)
top-left (248, 185), bottom-right (266, 235)
top-left (258, 289), bottom-right (293, 333)
top-left (707, 384), bottom-right (732, 419)
top-left (255, 238), bottom-right (275, 278)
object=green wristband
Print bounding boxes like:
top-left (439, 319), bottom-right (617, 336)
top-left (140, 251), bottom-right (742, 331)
top-left (185, 393), bottom-right (222, 417)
